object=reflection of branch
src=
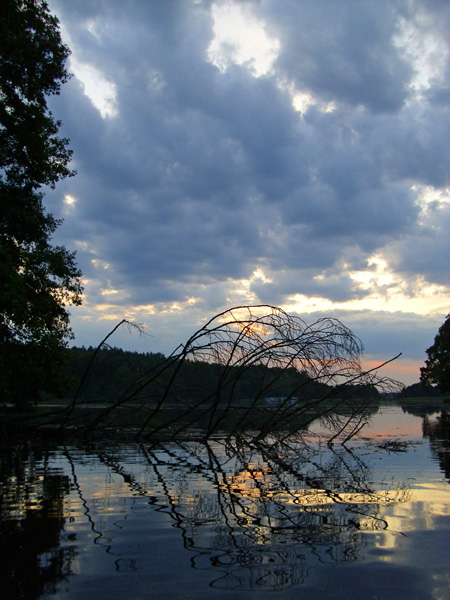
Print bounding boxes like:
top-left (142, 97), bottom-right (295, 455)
top-left (63, 447), bottom-right (113, 551)
top-left (57, 432), bottom-right (413, 592)
top-left (63, 445), bottom-right (155, 563)
top-left (100, 438), bottom-right (408, 590)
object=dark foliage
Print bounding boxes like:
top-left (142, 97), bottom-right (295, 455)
top-left (65, 346), bottom-right (169, 403)
top-left (0, 0), bottom-right (82, 407)
top-left (399, 382), bottom-right (442, 398)
top-left (63, 345), bottom-right (381, 407)
top-left (420, 314), bottom-right (450, 394)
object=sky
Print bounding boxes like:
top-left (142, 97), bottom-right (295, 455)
top-left (44, 0), bottom-right (449, 385)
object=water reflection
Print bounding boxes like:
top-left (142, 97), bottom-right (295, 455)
top-left (423, 411), bottom-right (450, 479)
top-left (0, 443), bottom-right (76, 599)
top-left (1, 405), bottom-right (449, 598)
top-left (57, 439), bottom-right (412, 592)
top-left (143, 444), bottom-right (409, 590)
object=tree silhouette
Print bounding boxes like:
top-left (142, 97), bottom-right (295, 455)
top-left (0, 0), bottom-right (82, 407)
top-left (420, 314), bottom-right (450, 394)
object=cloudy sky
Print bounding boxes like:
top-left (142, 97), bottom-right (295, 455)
top-left (45, 0), bottom-right (449, 385)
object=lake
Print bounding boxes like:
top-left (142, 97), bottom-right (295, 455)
top-left (1, 402), bottom-right (449, 600)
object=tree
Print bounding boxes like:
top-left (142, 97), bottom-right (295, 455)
top-left (420, 314), bottom-right (450, 394)
top-left (58, 307), bottom-right (401, 443)
top-left (0, 0), bottom-right (82, 407)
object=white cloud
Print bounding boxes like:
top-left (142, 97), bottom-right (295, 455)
top-left (69, 58), bottom-right (118, 118)
top-left (394, 8), bottom-right (449, 96)
top-left (208, 1), bottom-right (279, 76)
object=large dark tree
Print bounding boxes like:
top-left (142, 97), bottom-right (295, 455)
top-left (0, 0), bottom-right (82, 407)
top-left (420, 315), bottom-right (450, 395)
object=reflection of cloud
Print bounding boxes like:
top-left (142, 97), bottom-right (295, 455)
top-left (372, 483), bottom-right (450, 560)
top-left (223, 463), bottom-right (411, 506)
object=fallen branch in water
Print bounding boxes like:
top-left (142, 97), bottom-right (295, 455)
top-left (56, 305), bottom-right (403, 444)
top-left (377, 440), bottom-right (410, 453)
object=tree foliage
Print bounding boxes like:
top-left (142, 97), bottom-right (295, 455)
top-left (59, 345), bottom-right (379, 406)
top-left (420, 314), bottom-right (450, 394)
top-left (398, 382), bottom-right (442, 399)
top-left (0, 0), bottom-right (82, 406)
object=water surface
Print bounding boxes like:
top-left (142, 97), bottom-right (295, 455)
top-left (1, 404), bottom-right (449, 599)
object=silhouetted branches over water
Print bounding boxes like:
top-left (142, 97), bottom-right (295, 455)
top-left (13, 306), bottom-right (403, 443)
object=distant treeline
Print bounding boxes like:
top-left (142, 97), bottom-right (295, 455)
top-left (62, 345), bottom-right (381, 404)
top-left (398, 382), bottom-right (443, 398)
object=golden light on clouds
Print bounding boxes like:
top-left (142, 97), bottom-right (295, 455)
top-left (91, 259), bottom-right (110, 270)
top-left (284, 253), bottom-right (449, 318)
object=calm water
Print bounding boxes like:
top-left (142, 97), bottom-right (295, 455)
top-left (1, 404), bottom-right (449, 600)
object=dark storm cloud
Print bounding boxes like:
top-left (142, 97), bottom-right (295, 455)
top-left (44, 0), bottom-right (449, 374)
top-left (388, 205), bottom-right (450, 286)
top-left (259, 0), bottom-right (413, 113)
